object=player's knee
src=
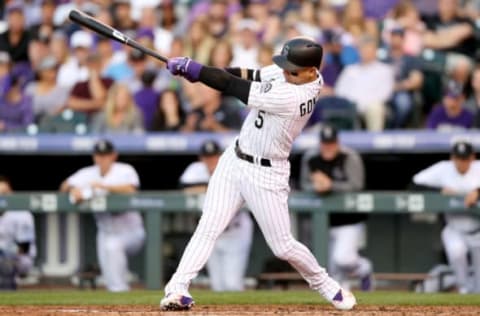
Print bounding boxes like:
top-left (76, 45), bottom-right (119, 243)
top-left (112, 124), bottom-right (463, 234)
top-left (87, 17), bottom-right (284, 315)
top-left (446, 243), bottom-right (468, 261)
top-left (270, 238), bottom-right (295, 261)
top-left (332, 253), bottom-right (358, 270)
top-left (104, 238), bottom-right (122, 253)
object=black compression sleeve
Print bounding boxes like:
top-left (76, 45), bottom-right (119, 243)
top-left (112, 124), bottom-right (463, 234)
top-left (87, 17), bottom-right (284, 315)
top-left (224, 68), bottom-right (261, 81)
top-left (199, 66), bottom-right (251, 104)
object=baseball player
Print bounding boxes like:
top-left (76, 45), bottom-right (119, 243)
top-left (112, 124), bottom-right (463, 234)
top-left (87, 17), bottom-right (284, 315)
top-left (160, 37), bottom-right (356, 311)
top-left (300, 125), bottom-right (372, 291)
top-left (0, 176), bottom-right (36, 290)
top-left (180, 139), bottom-right (253, 291)
top-left (413, 141), bottom-right (480, 293)
top-left (60, 139), bottom-right (145, 292)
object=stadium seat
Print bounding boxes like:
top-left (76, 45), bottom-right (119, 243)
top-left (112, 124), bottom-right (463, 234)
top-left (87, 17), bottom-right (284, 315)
top-left (315, 96), bottom-right (360, 130)
top-left (37, 109), bottom-right (89, 134)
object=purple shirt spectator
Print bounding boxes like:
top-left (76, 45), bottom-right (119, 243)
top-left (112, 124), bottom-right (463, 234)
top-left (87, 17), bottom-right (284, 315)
top-left (426, 105), bottom-right (474, 130)
top-left (134, 87), bottom-right (159, 131)
top-left (0, 95), bottom-right (33, 132)
top-left (362, 0), bottom-right (399, 19)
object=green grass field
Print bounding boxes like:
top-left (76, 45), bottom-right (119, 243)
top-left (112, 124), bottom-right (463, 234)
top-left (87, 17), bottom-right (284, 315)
top-left (0, 290), bottom-right (479, 306)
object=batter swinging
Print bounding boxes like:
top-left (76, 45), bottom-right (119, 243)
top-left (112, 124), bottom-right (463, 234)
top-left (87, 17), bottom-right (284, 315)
top-left (160, 37), bottom-right (356, 311)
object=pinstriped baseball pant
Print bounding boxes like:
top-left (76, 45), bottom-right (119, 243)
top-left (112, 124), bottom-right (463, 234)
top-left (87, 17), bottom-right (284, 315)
top-left (165, 145), bottom-right (340, 299)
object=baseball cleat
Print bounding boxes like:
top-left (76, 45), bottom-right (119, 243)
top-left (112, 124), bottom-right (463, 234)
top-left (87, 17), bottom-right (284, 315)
top-left (160, 293), bottom-right (195, 311)
top-left (330, 289), bottom-right (356, 310)
top-left (360, 273), bottom-right (374, 291)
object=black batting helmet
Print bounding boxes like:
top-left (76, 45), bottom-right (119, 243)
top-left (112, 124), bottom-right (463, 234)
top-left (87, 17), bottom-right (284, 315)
top-left (273, 37), bottom-right (323, 71)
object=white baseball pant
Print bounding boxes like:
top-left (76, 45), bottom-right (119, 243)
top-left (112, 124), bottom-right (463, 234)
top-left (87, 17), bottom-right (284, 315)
top-left (165, 146), bottom-right (341, 299)
top-left (97, 228), bottom-right (145, 292)
top-left (442, 224), bottom-right (480, 293)
top-left (329, 223), bottom-right (372, 287)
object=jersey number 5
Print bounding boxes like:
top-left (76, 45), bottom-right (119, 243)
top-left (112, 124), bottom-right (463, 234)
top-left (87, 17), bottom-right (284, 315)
top-left (300, 98), bottom-right (315, 116)
top-left (255, 110), bottom-right (265, 129)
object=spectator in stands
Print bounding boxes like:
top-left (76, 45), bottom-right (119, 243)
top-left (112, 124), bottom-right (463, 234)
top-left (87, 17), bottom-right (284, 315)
top-left (383, 0), bottom-right (425, 56)
top-left (134, 69), bottom-right (160, 130)
top-left (231, 19), bottom-right (260, 69)
top-left (91, 83), bottom-right (144, 134)
top-left (0, 52), bottom-right (11, 101)
top-left (257, 44), bottom-right (273, 68)
top-left (150, 2), bottom-right (177, 57)
top-left (383, 27), bottom-right (424, 128)
top-left (179, 140), bottom-right (253, 291)
top-left (183, 20), bottom-right (215, 65)
top-left (181, 83), bottom-right (242, 132)
top-left (205, 0), bottom-right (229, 38)
top-left (151, 89), bottom-right (185, 131)
top-left (447, 55), bottom-right (474, 93)
top-left (335, 36), bottom-right (394, 131)
top-left (65, 52), bottom-right (114, 121)
top-left (57, 30), bottom-right (93, 89)
top-left (300, 125), bottom-right (372, 291)
top-left (29, 0), bottom-right (57, 45)
top-left (210, 40), bottom-right (233, 68)
top-left (60, 139), bottom-right (145, 292)
top-left (27, 0), bottom-right (56, 73)
top-left (98, 36), bottom-right (130, 82)
top-left (341, 0), bottom-right (379, 43)
top-left (422, 0), bottom-right (476, 57)
top-left (426, 81), bottom-right (474, 130)
top-left (246, 0), bottom-right (281, 45)
top-left (413, 141), bottom-right (480, 294)
top-left (465, 65), bottom-right (480, 124)
top-left (0, 74), bottom-right (33, 132)
top-left (53, 0), bottom-right (95, 27)
top-left (25, 55), bottom-right (69, 122)
top-left (123, 49), bottom-right (148, 92)
top-left (135, 28), bottom-right (155, 52)
top-left (49, 31), bottom-right (69, 68)
top-left (0, 176), bottom-right (36, 290)
top-left (0, 2), bottom-right (31, 65)
top-left (320, 28), bottom-right (360, 92)
top-left (112, 0), bottom-right (137, 33)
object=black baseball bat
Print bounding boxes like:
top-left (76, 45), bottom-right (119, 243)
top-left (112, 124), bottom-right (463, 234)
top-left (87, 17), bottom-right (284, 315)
top-left (68, 9), bottom-right (168, 63)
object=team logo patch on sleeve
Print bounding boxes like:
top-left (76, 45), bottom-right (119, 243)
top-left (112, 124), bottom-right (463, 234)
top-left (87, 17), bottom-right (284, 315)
top-left (260, 82), bottom-right (272, 93)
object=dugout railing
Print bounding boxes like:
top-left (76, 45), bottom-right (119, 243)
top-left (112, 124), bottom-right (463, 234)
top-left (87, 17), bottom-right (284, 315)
top-left (1, 191), bottom-right (479, 289)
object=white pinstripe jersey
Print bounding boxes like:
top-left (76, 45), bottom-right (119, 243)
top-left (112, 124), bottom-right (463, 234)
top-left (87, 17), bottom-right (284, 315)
top-left (238, 64), bottom-right (323, 160)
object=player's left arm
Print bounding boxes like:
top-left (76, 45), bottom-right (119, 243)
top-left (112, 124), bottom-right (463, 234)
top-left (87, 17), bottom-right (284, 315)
top-left (167, 57), bottom-right (295, 114)
top-left (224, 68), bottom-right (261, 81)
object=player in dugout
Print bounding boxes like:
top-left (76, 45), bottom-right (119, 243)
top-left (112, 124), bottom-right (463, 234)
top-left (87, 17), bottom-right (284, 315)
top-left (413, 141), bottom-right (480, 293)
top-left (0, 176), bottom-right (36, 290)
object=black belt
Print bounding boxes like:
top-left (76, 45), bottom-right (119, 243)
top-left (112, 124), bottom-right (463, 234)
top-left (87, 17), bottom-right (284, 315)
top-left (235, 141), bottom-right (271, 167)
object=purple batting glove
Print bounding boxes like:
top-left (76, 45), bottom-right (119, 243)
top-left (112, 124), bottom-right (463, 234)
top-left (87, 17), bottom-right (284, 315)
top-left (167, 57), bottom-right (203, 82)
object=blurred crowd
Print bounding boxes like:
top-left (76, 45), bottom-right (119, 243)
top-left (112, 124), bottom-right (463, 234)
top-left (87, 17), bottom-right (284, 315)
top-left (1, 0), bottom-right (480, 133)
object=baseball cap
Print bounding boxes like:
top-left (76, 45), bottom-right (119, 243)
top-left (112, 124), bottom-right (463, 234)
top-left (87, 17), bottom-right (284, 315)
top-left (320, 125), bottom-right (338, 143)
top-left (93, 139), bottom-right (116, 155)
top-left (6, 1), bottom-right (24, 14)
top-left (0, 51), bottom-right (11, 64)
top-left (200, 140), bottom-right (221, 156)
top-left (70, 31), bottom-right (94, 49)
top-left (451, 141), bottom-right (474, 159)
